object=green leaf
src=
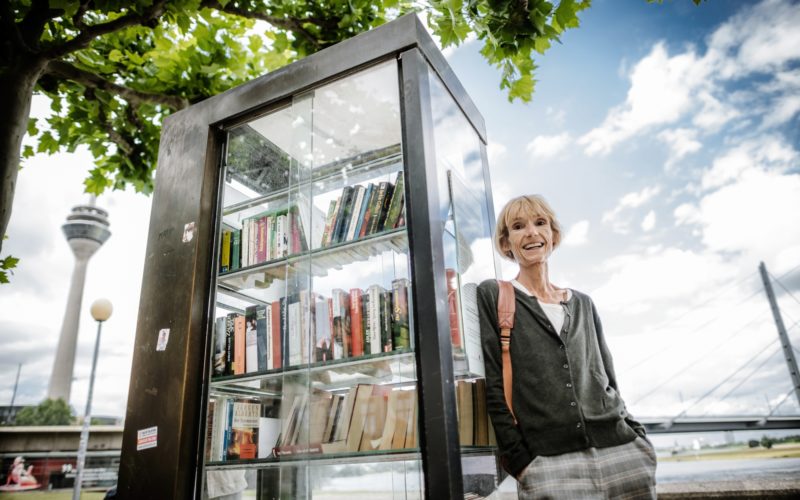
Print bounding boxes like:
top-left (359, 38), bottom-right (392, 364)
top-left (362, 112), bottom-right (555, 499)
top-left (22, 145), bottom-right (35, 159)
top-left (109, 49), bottom-right (123, 62)
top-left (27, 118), bottom-right (39, 136)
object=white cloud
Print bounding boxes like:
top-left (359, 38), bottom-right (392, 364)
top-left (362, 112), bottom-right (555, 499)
top-left (698, 169), bottom-right (800, 263)
top-left (579, 43), bottom-right (708, 156)
top-left (486, 141), bottom-right (507, 166)
top-left (546, 106), bottom-right (566, 127)
top-left (602, 186), bottom-right (661, 234)
top-left (641, 210), bottom-right (656, 232)
top-left (562, 220), bottom-right (590, 247)
top-left (673, 203), bottom-right (700, 226)
top-left (526, 132), bottom-right (571, 159)
top-left (701, 135), bottom-right (797, 190)
top-left (658, 128), bottom-right (702, 170)
top-left (580, 0), bottom-right (800, 158)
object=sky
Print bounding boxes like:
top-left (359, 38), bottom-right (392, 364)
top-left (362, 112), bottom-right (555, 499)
top-left (1, 0), bottom-right (799, 447)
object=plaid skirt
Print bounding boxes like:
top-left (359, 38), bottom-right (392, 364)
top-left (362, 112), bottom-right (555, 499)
top-left (516, 437), bottom-right (657, 500)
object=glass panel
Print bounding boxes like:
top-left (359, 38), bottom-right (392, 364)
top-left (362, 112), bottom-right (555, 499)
top-left (425, 66), bottom-right (501, 491)
top-left (203, 59), bottom-right (421, 499)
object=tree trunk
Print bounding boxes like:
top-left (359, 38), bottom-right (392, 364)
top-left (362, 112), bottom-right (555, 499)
top-left (0, 57), bottom-right (46, 254)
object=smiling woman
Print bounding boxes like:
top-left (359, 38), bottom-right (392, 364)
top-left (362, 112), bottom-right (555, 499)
top-left (478, 194), bottom-right (658, 499)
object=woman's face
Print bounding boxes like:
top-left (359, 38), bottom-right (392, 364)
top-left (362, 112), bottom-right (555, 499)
top-left (504, 213), bottom-right (554, 266)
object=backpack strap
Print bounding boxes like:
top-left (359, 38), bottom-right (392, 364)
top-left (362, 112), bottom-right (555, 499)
top-left (497, 280), bottom-right (516, 424)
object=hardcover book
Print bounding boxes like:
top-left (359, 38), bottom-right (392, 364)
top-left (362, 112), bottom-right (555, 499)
top-left (227, 400), bottom-right (260, 460)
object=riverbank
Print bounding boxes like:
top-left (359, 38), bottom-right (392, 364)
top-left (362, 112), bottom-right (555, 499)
top-left (659, 443), bottom-right (800, 462)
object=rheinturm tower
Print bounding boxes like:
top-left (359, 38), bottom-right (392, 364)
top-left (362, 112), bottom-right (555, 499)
top-left (47, 199), bottom-right (111, 403)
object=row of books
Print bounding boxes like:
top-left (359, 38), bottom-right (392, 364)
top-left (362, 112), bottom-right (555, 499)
top-left (213, 278), bottom-right (412, 376)
top-left (206, 379), bottom-right (494, 462)
top-left (220, 205), bottom-right (309, 273)
top-left (207, 384), bottom-right (419, 461)
top-left (320, 172), bottom-right (405, 247)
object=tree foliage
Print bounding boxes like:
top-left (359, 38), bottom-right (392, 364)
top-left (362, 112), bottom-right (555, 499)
top-left (0, 0), bottom-right (599, 273)
top-left (12, 398), bottom-right (75, 426)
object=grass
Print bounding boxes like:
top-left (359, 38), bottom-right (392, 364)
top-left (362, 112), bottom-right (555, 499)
top-left (660, 443), bottom-right (800, 462)
top-left (0, 491), bottom-right (106, 499)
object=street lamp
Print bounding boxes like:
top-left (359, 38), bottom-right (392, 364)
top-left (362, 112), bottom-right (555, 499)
top-left (72, 298), bottom-right (112, 500)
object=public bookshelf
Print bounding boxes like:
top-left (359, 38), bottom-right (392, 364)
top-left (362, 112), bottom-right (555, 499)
top-left (118, 15), bottom-right (501, 500)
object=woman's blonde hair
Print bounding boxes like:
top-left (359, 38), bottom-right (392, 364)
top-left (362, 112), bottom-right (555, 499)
top-left (494, 195), bottom-right (562, 261)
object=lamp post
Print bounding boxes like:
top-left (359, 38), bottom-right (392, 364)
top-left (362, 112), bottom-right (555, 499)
top-left (72, 298), bottom-right (112, 500)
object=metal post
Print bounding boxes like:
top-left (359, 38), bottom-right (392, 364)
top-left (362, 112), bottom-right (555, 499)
top-left (72, 319), bottom-right (103, 500)
top-left (758, 262), bottom-right (800, 408)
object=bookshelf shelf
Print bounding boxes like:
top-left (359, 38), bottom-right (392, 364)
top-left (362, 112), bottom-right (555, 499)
top-left (210, 350), bottom-right (416, 396)
top-left (217, 227), bottom-right (408, 291)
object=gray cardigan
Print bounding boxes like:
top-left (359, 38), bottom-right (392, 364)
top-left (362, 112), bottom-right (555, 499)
top-left (477, 280), bottom-right (645, 477)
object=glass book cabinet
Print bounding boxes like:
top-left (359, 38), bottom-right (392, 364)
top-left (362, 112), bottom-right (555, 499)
top-left (118, 14), bottom-right (503, 500)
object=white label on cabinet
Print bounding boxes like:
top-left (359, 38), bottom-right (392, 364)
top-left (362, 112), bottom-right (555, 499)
top-left (156, 329), bottom-right (170, 351)
top-left (182, 221), bottom-right (196, 243)
top-left (137, 426), bottom-right (158, 451)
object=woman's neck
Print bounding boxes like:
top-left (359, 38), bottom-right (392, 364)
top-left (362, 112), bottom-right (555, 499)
top-left (515, 262), bottom-right (565, 303)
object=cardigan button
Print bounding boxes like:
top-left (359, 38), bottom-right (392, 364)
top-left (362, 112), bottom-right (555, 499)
top-left (559, 345), bottom-right (565, 350)
top-left (563, 363), bottom-right (569, 369)
top-left (570, 402), bottom-right (577, 407)
top-left (576, 423), bottom-right (582, 428)
top-left (566, 383), bottom-right (572, 388)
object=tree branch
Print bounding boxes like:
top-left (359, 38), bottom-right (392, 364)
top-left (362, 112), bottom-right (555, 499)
top-left (18, 0), bottom-right (57, 52)
top-left (89, 88), bottom-right (135, 156)
top-left (202, 0), bottom-right (322, 50)
top-left (0, 0), bottom-right (30, 53)
top-left (44, 60), bottom-right (189, 110)
top-left (44, 1), bottom-right (168, 58)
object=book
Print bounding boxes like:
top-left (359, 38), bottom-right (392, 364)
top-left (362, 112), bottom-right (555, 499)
top-left (366, 182), bottom-right (389, 236)
top-left (349, 288), bottom-right (364, 357)
top-left (233, 315), bottom-right (246, 375)
top-left (231, 229), bottom-right (241, 271)
top-left (360, 386), bottom-right (391, 451)
top-left (392, 390), bottom-right (415, 450)
top-left (331, 289), bottom-right (350, 359)
top-left (391, 278), bottom-right (411, 349)
top-left (224, 314), bottom-right (236, 375)
top-left (473, 378), bottom-right (489, 446)
top-left (320, 199), bottom-right (338, 247)
top-left (353, 183), bottom-right (374, 239)
top-left (358, 183), bottom-right (378, 238)
top-left (323, 394), bottom-right (343, 443)
top-left (220, 230), bottom-right (231, 272)
top-left (346, 384), bottom-right (375, 452)
top-left (384, 172), bottom-right (405, 230)
top-left (277, 213), bottom-right (288, 258)
top-left (376, 181), bottom-right (395, 233)
top-left (271, 300), bottom-right (282, 370)
top-left (287, 294), bottom-right (301, 367)
top-left (446, 268), bottom-right (462, 348)
top-left (244, 307), bottom-right (259, 373)
top-left (213, 317), bottom-right (226, 376)
top-left (314, 296), bottom-right (333, 362)
top-left (210, 396), bottom-right (229, 461)
top-left (379, 390), bottom-right (400, 451)
top-left (345, 185), bottom-right (367, 242)
top-left (205, 399), bottom-right (215, 462)
top-left (405, 388), bottom-right (418, 448)
top-left (457, 381), bottom-right (474, 446)
top-left (227, 400), bottom-right (260, 460)
top-left (333, 386), bottom-right (359, 443)
top-left (331, 186), bottom-right (353, 245)
top-left (366, 285), bottom-right (386, 355)
top-left (381, 290), bottom-right (393, 353)
top-left (255, 304), bottom-right (268, 372)
top-left (308, 393), bottom-right (333, 446)
top-left (256, 216), bottom-right (267, 264)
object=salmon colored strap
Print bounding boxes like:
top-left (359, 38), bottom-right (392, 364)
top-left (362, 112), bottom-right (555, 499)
top-left (497, 280), bottom-right (516, 424)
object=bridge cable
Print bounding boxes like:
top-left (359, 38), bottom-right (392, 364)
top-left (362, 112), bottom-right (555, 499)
top-left (630, 310), bottom-right (771, 406)
top-left (776, 262), bottom-right (800, 282)
top-left (765, 386), bottom-right (797, 418)
top-left (670, 337), bottom-right (780, 420)
top-left (769, 273), bottom-right (800, 308)
top-left (624, 278), bottom-right (765, 372)
top-left (698, 345), bottom-right (782, 416)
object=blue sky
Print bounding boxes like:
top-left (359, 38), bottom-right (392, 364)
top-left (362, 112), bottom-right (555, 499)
top-left (1, 0), bottom-right (799, 443)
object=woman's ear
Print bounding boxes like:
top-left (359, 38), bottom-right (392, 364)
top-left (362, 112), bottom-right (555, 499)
top-left (499, 237), bottom-right (514, 261)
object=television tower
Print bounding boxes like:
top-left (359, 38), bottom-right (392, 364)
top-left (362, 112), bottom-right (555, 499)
top-left (47, 198), bottom-right (111, 403)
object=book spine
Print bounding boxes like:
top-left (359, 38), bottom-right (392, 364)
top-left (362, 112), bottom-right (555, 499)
top-left (256, 304), bottom-right (268, 372)
top-left (354, 183), bottom-right (373, 240)
top-left (377, 182), bottom-right (395, 232)
top-left (280, 296), bottom-right (288, 367)
top-left (231, 230), bottom-right (241, 271)
top-left (367, 286), bottom-right (383, 355)
top-left (242, 218), bottom-right (249, 268)
top-left (234, 315), bottom-right (246, 375)
top-left (384, 172), bottom-right (405, 230)
top-left (245, 306), bottom-right (259, 373)
top-left (290, 207), bottom-right (301, 255)
top-left (345, 186), bottom-right (366, 242)
top-left (349, 288), bottom-right (364, 357)
top-left (220, 230), bottom-right (231, 272)
top-left (271, 301), bottom-right (282, 370)
top-left (331, 289), bottom-right (349, 359)
top-left (320, 199), bottom-right (338, 248)
top-left (333, 186), bottom-right (354, 244)
top-left (257, 217), bottom-right (267, 264)
top-left (446, 268), bottom-right (462, 348)
top-left (362, 293), bottom-right (371, 355)
top-left (225, 314), bottom-right (236, 375)
top-left (213, 317), bottom-right (226, 376)
top-left (367, 182), bottom-right (389, 236)
top-left (392, 279), bottom-right (410, 349)
top-left (358, 184), bottom-right (378, 239)
top-left (381, 290), bottom-right (393, 352)
top-left (277, 214), bottom-right (288, 258)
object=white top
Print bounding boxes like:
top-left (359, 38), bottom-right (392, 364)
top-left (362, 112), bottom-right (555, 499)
top-left (511, 280), bottom-right (572, 335)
